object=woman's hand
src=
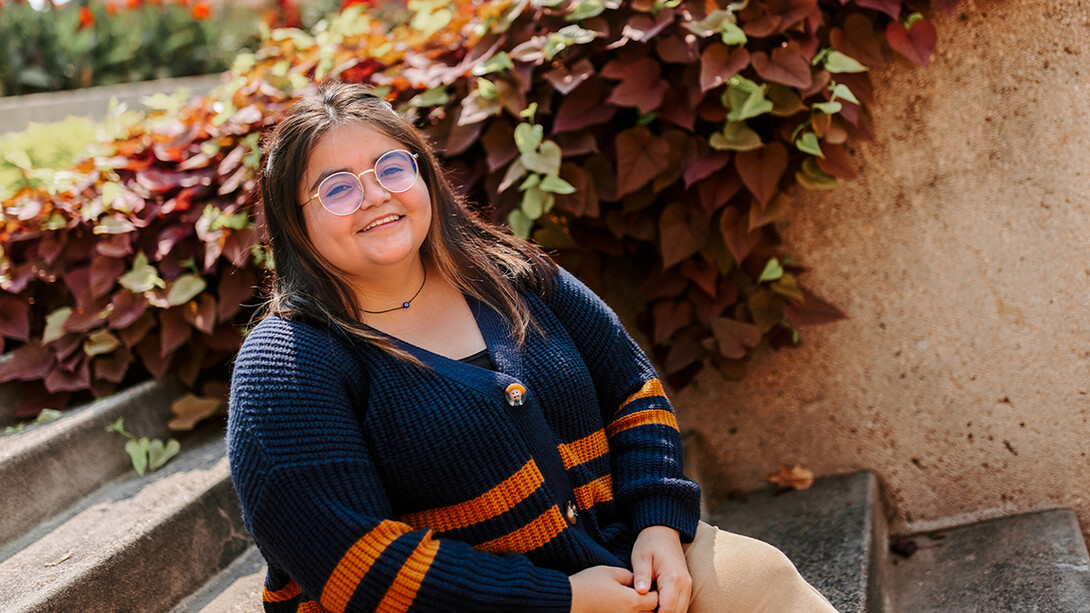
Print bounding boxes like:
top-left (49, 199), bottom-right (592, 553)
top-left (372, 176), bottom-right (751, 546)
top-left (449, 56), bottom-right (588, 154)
top-left (631, 525), bottom-right (692, 613)
top-left (569, 565), bottom-right (658, 613)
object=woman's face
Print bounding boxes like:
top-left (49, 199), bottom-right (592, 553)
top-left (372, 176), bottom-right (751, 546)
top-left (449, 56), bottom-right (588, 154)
top-left (298, 121), bottom-right (432, 285)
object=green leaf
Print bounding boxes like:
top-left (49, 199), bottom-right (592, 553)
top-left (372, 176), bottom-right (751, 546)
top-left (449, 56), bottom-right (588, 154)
top-left (683, 10), bottom-right (734, 37)
top-left (507, 208), bottom-right (534, 239)
top-left (796, 158), bottom-right (838, 189)
top-left (812, 101), bottom-right (842, 115)
top-left (521, 140), bottom-right (563, 176)
top-left (566, 0), bottom-right (605, 21)
top-left (519, 102), bottom-right (538, 121)
top-left (84, 330), bottom-right (121, 356)
top-left (521, 187), bottom-right (545, 220)
top-left (544, 24), bottom-right (597, 60)
top-left (829, 82), bottom-right (860, 105)
top-left (514, 123), bottom-right (544, 155)
top-left (824, 51), bottom-right (868, 73)
top-left (499, 159), bottom-right (527, 193)
top-left (43, 307), bottom-right (72, 344)
top-left (758, 258), bottom-right (785, 283)
top-left (101, 182), bottom-right (122, 208)
top-left (539, 174), bottom-right (576, 194)
top-left (166, 274), bottom-right (207, 307)
top-left (125, 438), bottom-right (149, 476)
top-left (33, 409), bottom-right (63, 425)
top-left (796, 131), bottom-right (825, 158)
top-left (105, 417), bottom-right (129, 436)
top-left (4, 149), bottom-right (33, 170)
top-left (119, 252), bottom-right (165, 293)
top-left (476, 78), bottom-right (497, 100)
top-left (472, 51), bottom-right (515, 76)
top-left (725, 76), bottom-right (774, 122)
top-left (720, 21), bottom-right (747, 46)
top-left (519, 173), bottom-right (542, 191)
top-left (904, 12), bottom-right (925, 28)
top-left (93, 216), bottom-right (137, 235)
top-left (409, 86), bottom-right (450, 108)
top-left (709, 121), bottom-right (763, 152)
top-left (147, 438), bottom-right (181, 472)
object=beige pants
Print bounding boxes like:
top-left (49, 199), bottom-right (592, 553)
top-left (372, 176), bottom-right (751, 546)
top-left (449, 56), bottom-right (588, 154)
top-left (682, 521), bottom-right (840, 612)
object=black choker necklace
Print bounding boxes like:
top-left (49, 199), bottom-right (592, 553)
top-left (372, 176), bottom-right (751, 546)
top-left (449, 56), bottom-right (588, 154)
top-left (361, 265), bottom-right (427, 314)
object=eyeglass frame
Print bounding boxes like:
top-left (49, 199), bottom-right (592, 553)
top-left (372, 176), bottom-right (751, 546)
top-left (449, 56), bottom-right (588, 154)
top-left (300, 149), bottom-right (420, 216)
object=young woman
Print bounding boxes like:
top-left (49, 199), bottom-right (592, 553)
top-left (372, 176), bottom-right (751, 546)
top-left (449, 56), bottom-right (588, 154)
top-left (227, 82), bottom-right (838, 613)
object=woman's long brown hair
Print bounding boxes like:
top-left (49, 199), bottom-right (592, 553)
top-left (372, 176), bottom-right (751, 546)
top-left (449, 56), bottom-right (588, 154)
top-left (257, 82), bottom-right (555, 362)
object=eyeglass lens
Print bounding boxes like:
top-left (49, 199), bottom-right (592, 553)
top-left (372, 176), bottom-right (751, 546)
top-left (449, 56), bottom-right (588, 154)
top-left (317, 150), bottom-right (418, 215)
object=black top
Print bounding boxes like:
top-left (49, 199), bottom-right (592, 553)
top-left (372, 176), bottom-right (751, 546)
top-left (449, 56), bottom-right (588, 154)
top-left (458, 348), bottom-right (494, 370)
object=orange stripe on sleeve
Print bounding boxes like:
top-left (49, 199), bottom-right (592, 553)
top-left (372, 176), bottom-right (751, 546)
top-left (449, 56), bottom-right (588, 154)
top-left (556, 430), bottom-right (608, 470)
top-left (606, 409), bottom-right (679, 438)
top-left (398, 459), bottom-right (544, 533)
top-left (475, 506), bottom-right (568, 554)
top-left (263, 579), bottom-right (302, 602)
top-left (377, 535), bottom-right (441, 613)
top-left (320, 520), bottom-right (414, 613)
top-left (573, 474), bottom-right (614, 511)
top-left (614, 378), bottom-right (667, 417)
top-left (297, 600), bottom-right (325, 613)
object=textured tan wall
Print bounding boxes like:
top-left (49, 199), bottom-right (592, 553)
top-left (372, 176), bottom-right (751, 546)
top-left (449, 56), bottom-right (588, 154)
top-left (673, 0), bottom-right (1090, 537)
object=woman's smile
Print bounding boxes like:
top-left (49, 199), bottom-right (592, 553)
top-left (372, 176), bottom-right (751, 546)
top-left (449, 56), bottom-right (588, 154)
top-left (360, 214), bottom-right (402, 232)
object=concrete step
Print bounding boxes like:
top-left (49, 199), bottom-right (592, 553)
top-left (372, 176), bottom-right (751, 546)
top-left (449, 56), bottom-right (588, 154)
top-left (0, 378), bottom-right (182, 549)
top-left (705, 471), bottom-right (886, 613)
top-left (0, 354), bottom-right (19, 426)
top-left (888, 509), bottom-right (1090, 612)
top-left (0, 423), bottom-right (250, 613)
top-left (171, 545), bottom-right (264, 613)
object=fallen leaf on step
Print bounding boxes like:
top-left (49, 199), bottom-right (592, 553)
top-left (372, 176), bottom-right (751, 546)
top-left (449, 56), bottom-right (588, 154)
top-left (44, 551), bottom-right (73, 567)
top-left (168, 393), bottom-right (225, 431)
top-left (766, 463), bottom-right (815, 491)
top-left (890, 539), bottom-right (918, 558)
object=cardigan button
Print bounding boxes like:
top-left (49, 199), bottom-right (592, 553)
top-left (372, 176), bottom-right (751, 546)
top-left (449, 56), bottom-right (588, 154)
top-left (565, 500), bottom-right (579, 525)
top-left (505, 383), bottom-right (526, 407)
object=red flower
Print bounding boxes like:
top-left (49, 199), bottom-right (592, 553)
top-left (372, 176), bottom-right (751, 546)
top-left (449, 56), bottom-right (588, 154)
top-left (104, 0), bottom-right (119, 15)
top-left (191, 0), bottom-right (210, 19)
top-left (343, 0), bottom-right (375, 8)
top-left (126, 0), bottom-right (141, 7)
top-left (77, 5), bottom-right (95, 30)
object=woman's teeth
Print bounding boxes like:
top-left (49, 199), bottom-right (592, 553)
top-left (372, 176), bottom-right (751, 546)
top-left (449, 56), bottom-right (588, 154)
top-left (362, 215), bottom-right (401, 231)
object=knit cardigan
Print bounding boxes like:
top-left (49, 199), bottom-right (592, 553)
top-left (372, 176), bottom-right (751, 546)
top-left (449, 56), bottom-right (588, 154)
top-left (227, 268), bottom-right (702, 613)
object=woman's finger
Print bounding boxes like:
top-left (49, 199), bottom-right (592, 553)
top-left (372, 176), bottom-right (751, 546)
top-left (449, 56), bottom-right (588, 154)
top-left (631, 550), bottom-right (653, 594)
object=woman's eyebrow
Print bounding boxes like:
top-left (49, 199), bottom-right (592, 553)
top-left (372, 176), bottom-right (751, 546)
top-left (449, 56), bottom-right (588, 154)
top-left (307, 167), bottom-right (354, 195)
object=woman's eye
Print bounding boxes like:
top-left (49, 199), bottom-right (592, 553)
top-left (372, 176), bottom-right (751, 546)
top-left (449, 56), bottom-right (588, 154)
top-left (379, 166), bottom-right (406, 178)
top-left (325, 183), bottom-right (352, 197)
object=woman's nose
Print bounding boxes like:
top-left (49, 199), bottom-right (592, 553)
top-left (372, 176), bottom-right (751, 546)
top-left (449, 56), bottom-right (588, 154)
top-left (358, 171), bottom-right (391, 208)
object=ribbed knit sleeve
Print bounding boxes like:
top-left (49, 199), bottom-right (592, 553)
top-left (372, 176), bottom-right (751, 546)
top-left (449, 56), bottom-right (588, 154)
top-left (540, 269), bottom-right (701, 542)
top-left (227, 316), bottom-right (572, 613)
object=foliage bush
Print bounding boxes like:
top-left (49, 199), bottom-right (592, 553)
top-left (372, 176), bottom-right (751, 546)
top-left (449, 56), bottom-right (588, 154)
top-left (0, 0), bottom-right (957, 421)
top-left (0, 0), bottom-right (265, 96)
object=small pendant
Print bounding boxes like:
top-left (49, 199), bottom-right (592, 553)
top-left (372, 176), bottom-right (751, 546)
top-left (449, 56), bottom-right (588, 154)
top-left (402, 302), bottom-right (410, 309)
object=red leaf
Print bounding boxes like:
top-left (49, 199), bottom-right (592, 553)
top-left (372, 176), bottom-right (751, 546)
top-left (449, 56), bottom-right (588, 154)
top-left (652, 299), bottom-right (695, 345)
top-left (665, 332), bottom-right (705, 375)
top-left (696, 170), bottom-right (743, 219)
top-left (136, 334), bottom-right (173, 381)
top-left (700, 45), bottom-right (751, 93)
top-left (96, 234), bottom-right (134, 258)
top-left (93, 347), bottom-right (135, 384)
top-left (711, 317), bottom-right (762, 359)
top-left (783, 288), bottom-right (848, 326)
top-left (554, 79), bottom-right (617, 133)
top-left (13, 384), bottom-right (69, 419)
top-left (160, 307), bottom-right (193, 358)
top-left (622, 8), bottom-right (675, 42)
top-left (658, 203), bottom-right (709, 269)
top-left (217, 268), bottom-right (257, 323)
top-left (816, 144), bottom-right (857, 179)
top-left (65, 298), bottom-right (111, 333)
top-left (0, 295), bottom-right (30, 341)
top-left (183, 294), bottom-right (217, 336)
top-left (109, 291), bottom-right (149, 330)
top-left (684, 148), bottom-right (732, 188)
top-left (855, 0), bottom-right (902, 19)
top-left (720, 206), bottom-right (761, 264)
top-left (748, 192), bottom-right (792, 230)
top-left (933, 0), bottom-right (960, 15)
top-left (830, 14), bottom-right (884, 68)
top-left (680, 259), bottom-right (718, 297)
top-left (205, 323), bottom-right (245, 352)
top-left (545, 58), bottom-right (594, 95)
top-left (44, 354), bottom-right (91, 393)
top-left (691, 279), bottom-right (739, 324)
top-left (119, 312), bottom-right (156, 348)
top-left (63, 266), bottom-right (95, 310)
top-left (91, 255), bottom-right (124, 300)
top-left (751, 43), bottom-right (812, 89)
top-left (0, 342), bottom-right (54, 382)
top-left (615, 128), bottom-right (672, 198)
top-left (445, 106), bottom-right (484, 156)
top-left (481, 121), bottom-right (518, 172)
top-left (605, 57), bottom-right (669, 113)
top-left (886, 18), bottom-right (937, 68)
top-left (639, 268), bottom-right (690, 301)
top-left (656, 34), bottom-right (697, 64)
top-left (735, 143), bottom-right (788, 208)
top-left (554, 163), bottom-right (600, 218)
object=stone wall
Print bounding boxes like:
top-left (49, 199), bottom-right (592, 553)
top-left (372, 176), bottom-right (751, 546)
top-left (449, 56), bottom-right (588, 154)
top-left (673, 0), bottom-right (1090, 537)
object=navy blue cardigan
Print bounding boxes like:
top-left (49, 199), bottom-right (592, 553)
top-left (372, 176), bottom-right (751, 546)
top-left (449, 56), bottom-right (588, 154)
top-left (227, 268), bottom-right (702, 612)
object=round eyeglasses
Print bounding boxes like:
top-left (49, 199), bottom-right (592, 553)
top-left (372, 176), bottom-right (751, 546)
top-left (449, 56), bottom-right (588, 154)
top-left (301, 149), bottom-right (420, 216)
